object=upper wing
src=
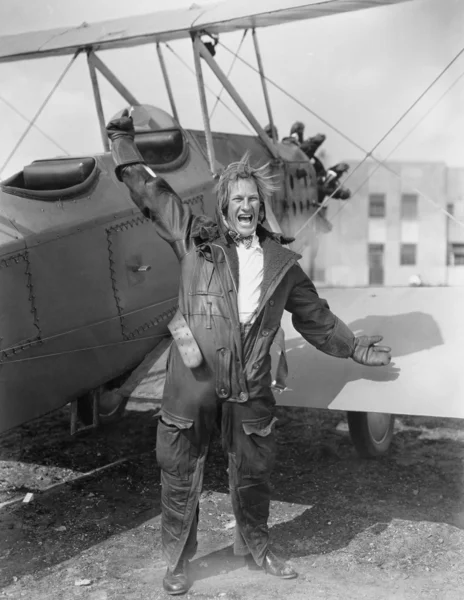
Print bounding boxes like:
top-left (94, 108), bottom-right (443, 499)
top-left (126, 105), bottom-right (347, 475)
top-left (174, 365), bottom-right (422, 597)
top-left (197, 0), bottom-right (414, 35)
top-left (0, 0), bottom-right (414, 64)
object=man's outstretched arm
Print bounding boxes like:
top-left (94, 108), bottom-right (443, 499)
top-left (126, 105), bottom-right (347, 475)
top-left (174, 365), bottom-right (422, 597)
top-left (106, 109), bottom-right (192, 257)
top-left (285, 264), bottom-right (391, 367)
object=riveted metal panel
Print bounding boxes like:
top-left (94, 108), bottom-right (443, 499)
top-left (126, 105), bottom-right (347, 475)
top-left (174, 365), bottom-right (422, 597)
top-left (106, 216), bottom-right (180, 339)
top-left (182, 193), bottom-right (205, 217)
top-left (26, 226), bottom-right (117, 341)
top-left (0, 250), bottom-right (41, 360)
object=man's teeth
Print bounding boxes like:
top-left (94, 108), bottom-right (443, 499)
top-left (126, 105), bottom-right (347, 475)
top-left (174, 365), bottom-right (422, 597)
top-left (238, 215), bottom-right (252, 222)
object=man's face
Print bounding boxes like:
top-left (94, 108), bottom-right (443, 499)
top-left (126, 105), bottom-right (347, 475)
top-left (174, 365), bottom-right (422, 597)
top-left (226, 178), bottom-right (260, 237)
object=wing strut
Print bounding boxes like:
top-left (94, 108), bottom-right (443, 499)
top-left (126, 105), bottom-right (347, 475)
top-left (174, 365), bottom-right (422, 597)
top-left (209, 29), bottom-right (248, 120)
top-left (156, 43), bottom-right (179, 123)
top-left (87, 51), bottom-right (140, 107)
top-left (86, 51), bottom-right (158, 134)
top-left (166, 42), bottom-right (254, 135)
top-left (192, 35), bottom-right (217, 176)
top-left (252, 29), bottom-right (277, 144)
top-left (197, 38), bottom-right (279, 160)
top-left (86, 51), bottom-right (109, 152)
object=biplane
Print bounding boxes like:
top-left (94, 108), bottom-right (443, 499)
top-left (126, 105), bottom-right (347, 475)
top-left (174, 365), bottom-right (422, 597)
top-left (0, 0), bottom-right (462, 458)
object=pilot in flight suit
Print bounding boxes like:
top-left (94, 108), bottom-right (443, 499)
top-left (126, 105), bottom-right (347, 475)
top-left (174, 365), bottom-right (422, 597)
top-left (106, 111), bottom-right (392, 595)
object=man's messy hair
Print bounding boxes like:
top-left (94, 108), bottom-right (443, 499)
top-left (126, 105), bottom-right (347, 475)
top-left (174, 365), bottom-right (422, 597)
top-left (216, 151), bottom-right (277, 216)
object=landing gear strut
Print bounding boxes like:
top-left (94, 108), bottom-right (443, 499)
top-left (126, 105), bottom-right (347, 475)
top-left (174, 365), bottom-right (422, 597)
top-left (71, 380), bottom-right (128, 434)
top-left (347, 411), bottom-right (395, 458)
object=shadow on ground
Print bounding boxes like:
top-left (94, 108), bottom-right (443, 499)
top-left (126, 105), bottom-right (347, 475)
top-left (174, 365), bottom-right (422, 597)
top-left (1, 402), bottom-right (463, 589)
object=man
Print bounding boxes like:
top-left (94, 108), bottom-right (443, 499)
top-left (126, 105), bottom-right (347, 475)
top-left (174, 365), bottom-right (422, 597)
top-left (297, 134), bottom-right (351, 204)
top-left (300, 132), bottom-right (326, 160)
top-left (320, 162), bottom-right (351, 204)
top-left (290, 120), bottom-right (305, 144)
top-left (264, 123), bottom-right (279, 141)
top-left (287, 122), bottom-right (326, 159)
top-left (281, 121), bottom-right (302, 146)
top-left (106, 111), bottom-right (392, 595)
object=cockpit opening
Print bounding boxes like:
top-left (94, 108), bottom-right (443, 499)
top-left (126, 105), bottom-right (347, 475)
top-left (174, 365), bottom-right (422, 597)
top-left (1, 157), bottom-right (98, 199)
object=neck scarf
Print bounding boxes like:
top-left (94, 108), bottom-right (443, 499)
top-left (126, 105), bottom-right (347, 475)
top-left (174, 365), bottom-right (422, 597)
top-left (219, 213), bottom-right (256, 249)
top-left (228, 230), bottom-right (254, 249)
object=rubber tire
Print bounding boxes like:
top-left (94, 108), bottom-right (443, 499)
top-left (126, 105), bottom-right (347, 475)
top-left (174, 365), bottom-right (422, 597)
top-left (77, 384), bottom-right (128, 426)
top-left (347, 411), bottom-right (395, 458)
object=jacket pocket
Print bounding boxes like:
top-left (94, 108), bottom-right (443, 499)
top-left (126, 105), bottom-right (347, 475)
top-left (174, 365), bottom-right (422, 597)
top-left (215, 347), bottom-right (232, 399)
top-left (189, 254), bottom-right (223, 297)
top-left (156, 411), bottom-right (194, 480)
top-left (239, 415), bottom-right (278, 478)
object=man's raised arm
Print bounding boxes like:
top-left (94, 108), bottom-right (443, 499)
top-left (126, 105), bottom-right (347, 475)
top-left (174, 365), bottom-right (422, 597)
top-left (106, 109), bottom-right (192, 257)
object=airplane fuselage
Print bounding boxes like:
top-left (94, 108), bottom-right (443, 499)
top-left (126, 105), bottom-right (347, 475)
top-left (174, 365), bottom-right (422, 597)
top-left (0, 114), bottom-right (320, 433)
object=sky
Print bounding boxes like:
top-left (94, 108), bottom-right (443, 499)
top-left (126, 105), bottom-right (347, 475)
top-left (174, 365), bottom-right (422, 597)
top-left (0, 0), bottom-right (462, 179)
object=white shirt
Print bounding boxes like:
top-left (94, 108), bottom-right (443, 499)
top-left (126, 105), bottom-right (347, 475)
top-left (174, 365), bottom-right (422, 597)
top-left (236, 233), bottom-right (264, 324)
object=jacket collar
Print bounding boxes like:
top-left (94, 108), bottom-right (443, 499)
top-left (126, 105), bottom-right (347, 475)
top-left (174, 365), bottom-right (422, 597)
top-left (202, 222), bottom-right (300, 301)
top-left (190, 214), bottom-right (295, 247)
top-left (259, 234), bottom-right (301, 305)
top-left (191, 214), bottom-right (300, 298)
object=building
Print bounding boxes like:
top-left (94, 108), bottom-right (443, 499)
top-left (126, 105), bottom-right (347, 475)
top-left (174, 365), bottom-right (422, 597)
top-left (314, 161), bottom-right (464, 287)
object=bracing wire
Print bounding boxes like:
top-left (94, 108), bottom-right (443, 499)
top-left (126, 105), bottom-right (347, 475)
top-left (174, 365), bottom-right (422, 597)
top-left (0, 296), bottom-right (179, 358)
top-left (165, 43), bottom-right (255, 135)
top-left (209, 29), bottom-right (248, 120)
top-left (0, 50), bottom-right (80, 177)
top-left (1, 333), bottom-right (171, 365)
top-left (0, 95), bottom-right (71, 157)
top-left (360, 46), bottom-right (464, 165)
top-left (382, 70), bottom-right (464, 170)
top-left (219, 41), bottom-right (464, 237)
top-left (328, 66), bottom-right (464, 227)
top-left (221, 39), bottom-right (464, 171)
top-left (3, 39), bottom-right (464, 364)
top-left (219, 41), bottom-right (368, 153)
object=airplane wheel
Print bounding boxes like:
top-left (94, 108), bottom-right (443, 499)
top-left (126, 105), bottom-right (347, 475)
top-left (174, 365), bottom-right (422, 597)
top-left (347, 411), bottom-right (395, 458)
top-left (77, 383), bottom-right (128, 426)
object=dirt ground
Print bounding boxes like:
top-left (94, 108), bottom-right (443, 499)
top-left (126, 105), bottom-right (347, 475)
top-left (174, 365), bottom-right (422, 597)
top-left (0, 403), bottom-right (463, 600)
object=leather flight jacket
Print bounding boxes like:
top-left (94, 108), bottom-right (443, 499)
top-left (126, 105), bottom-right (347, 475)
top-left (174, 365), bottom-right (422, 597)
top-left (117, 166), bottom-right (356, 420)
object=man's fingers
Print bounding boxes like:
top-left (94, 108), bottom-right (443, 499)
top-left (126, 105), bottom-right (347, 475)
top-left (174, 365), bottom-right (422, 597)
top-left (367, 335), bottom-right (383, 345)
top-left (374, 345), bottom-right (391, 353)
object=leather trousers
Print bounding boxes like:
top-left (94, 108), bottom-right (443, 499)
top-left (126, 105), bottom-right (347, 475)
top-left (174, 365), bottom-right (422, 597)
top-left (156, 396), bottom-right (277, 571)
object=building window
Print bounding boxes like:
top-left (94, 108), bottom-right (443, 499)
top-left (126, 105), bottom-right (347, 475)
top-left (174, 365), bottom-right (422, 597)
top-left (401, 194), bottom-right (418, 220)
top-left (447, 203), bottom-right (454, 216)
top-left (400, 243), bottom-right (417, 266)
top-left (368, 194), bottom-right (385, 218)
top-left (368, 243), bottom-right (384, 285)
top-left (450, 243), bottom-right (464, 266)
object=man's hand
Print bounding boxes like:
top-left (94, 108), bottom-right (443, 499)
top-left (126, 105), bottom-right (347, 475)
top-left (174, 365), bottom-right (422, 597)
top-left (106, 108), bottom-right (144, 181)
top-left (106, 108), bottom-right (135, 143)
top-left (352, 335), bottom-right (391, 366)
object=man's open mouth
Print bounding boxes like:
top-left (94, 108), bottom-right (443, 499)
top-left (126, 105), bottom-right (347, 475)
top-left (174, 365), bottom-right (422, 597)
top-left (238, 215), bottom-right (253, 223)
